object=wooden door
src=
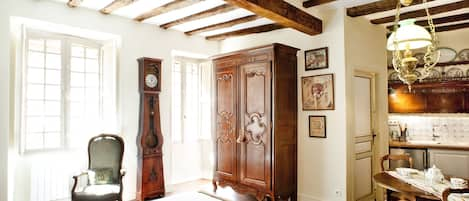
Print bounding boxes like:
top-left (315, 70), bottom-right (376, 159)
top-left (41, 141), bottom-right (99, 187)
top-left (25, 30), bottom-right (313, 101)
top-left (238, 62), bottom-right (272, 190)
top-left (353, 71), bottom-right (377, 201)
top-left (215, 66), bottom-right (238, 181)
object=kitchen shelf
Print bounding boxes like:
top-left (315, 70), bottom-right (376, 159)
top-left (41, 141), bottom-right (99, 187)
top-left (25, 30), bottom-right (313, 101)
top-left (387, 60), bottom-right (469, 69)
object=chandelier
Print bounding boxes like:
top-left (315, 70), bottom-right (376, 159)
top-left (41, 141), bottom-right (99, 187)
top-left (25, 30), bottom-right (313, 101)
top-left (387, 0), bottom-right (440, 91)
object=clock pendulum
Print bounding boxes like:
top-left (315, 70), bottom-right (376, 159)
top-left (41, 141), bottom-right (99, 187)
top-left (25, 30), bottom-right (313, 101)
top-left (145, 96), bottom-right (158, 148)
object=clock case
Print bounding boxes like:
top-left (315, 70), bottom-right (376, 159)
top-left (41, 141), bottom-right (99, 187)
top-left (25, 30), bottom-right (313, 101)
top-left (137, 57), bottom-right (165, 200)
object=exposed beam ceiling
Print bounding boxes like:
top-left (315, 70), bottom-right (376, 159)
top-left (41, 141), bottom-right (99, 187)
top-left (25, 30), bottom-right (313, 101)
top-left (223, 0), bottom-right (322, 35)
top-left (371, 0), bottom-right (469, 24)
top-left (67, 0), bottom-right (81, 8)
top-left (100, 0), bottom-right (137, 14)
top-left (386, 13), bottom-right (469, 30)
top-left (347, 0), bottom-right (434, 17)
top-left (134, 0), bottom-right (202, 22)
top-left (160, 4), bottom-right (237, 29)
top-left (185, 15), bottom-right (262, 35)
top-left (206, 23), bottom-right (283, 40)
top-left (303, 0), bottom-right (337, 8)
top-left (434, 22), bottom-right (469, 32)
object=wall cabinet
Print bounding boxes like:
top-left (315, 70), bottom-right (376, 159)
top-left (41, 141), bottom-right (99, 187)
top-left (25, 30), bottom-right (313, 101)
top-left (213, 44), bottom-right (298, 201)
top-left (388, 81), bottom-right (469, 113)
top-left (428, 149), bottom-right (469, 178)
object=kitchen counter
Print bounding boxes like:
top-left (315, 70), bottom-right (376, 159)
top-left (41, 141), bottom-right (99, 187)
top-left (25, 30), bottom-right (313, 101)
top-left (389, 141), bottom-right (469, 151)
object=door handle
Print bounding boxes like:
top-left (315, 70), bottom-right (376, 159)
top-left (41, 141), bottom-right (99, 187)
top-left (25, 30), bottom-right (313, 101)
top-left (236, 129), bottom-right (246, 144)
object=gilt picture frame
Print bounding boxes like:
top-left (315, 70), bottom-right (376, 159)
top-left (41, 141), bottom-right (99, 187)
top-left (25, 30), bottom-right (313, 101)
top-left (301, 74), bottom-right (335, 110)
top-left (309, 115), bottom-right (326, 138)
top-left (305, 47), bottom-right (328, 71)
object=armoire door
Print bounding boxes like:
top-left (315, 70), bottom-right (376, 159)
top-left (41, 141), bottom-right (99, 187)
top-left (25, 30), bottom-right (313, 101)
top-left (215, 66), bottom-right (238, 181)
top-left (238, 61), bottom-right (272, 190)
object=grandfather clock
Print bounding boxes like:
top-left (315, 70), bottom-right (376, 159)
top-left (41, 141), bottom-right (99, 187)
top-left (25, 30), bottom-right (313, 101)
top-left (137, 57), bottom-right (165, 200)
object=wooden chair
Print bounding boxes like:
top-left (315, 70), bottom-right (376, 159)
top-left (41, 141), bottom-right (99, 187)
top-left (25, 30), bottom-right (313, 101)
top-left (442, 188), bottom-right (469, 201)
top-left (380, 154), bottom-right (415, 201)
top-left (380, 154), bottom-right (413, 171)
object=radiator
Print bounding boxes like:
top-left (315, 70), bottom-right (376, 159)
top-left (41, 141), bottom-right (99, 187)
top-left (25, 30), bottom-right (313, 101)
top-left (30, 162), bottom-right (81, 201)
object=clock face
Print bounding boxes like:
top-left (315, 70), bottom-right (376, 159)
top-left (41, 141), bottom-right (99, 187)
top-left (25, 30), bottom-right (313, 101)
top-left (145, 74), bottom-right (158, 88)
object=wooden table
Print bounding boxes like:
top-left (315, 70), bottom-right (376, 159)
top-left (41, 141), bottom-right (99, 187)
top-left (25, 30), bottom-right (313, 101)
top-left (373, 172), bottom-right (440, 201)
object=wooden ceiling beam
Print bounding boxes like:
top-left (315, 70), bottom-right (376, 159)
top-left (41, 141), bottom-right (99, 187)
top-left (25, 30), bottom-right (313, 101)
top-left (160, 4), bottom-right (237, 29)
top-left (371, 1), bottom-right (469, 24)
top-left (100, 0), bottom-right (137, 14)
top-left (185, 15), bottom-right (262, 35)
top-left (347, 0), bottom-right (434, 17)
top-left (435, 22), bottom-right (469, 32)
top-left (134, 0), bottom-right (202, 22)
top-left (303, 0), bottom-right (336, 8)
top-left (67, 0), bottom-right (82, 8)
top-left (223, 0), bottom-right (322, 35)
top-left (386, 13), bottom-right (469, 30)
top-left (206, 23), bottom-right (284, 40)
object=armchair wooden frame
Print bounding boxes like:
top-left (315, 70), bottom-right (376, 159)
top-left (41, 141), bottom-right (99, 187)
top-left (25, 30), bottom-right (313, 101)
top-left (380, 154), bottom-right (413, 171)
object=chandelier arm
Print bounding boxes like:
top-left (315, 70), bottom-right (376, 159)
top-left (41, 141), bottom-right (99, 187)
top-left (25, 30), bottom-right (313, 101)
top-left (391, 0), bottom-right (402, 74)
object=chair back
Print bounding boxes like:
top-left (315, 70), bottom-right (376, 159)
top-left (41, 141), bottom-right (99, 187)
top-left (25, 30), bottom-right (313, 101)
top-left (380, 154), bottom-right (413, 171)
top-left (88, 134), bottom-right (124, 184)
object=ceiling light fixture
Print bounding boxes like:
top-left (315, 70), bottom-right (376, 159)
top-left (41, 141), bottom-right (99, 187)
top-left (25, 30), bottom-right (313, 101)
top-left (387, 0), bottom-right (440, 91)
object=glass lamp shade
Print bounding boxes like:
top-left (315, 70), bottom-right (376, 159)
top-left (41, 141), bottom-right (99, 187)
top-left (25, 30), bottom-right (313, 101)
top-left (387, 19), bottom-right (432, 51)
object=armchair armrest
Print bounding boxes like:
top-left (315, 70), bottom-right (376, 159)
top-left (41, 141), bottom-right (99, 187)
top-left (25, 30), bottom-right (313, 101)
top-left (120, 169), bottom-right (126, 177)
top-left (72, 171), bottom-right (89, 193)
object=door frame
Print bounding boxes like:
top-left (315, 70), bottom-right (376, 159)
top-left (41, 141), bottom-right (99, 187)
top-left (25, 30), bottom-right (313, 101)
top-left (350, 70), bottom-right (379, 201)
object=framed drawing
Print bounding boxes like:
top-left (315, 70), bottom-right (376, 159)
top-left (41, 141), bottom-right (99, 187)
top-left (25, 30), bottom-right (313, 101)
top-left (301, 73), bottom-right (334, 110)
top-left (309, 115), bottom-right (326, 138)
top-left (305, 47), bottom-right (328, 71)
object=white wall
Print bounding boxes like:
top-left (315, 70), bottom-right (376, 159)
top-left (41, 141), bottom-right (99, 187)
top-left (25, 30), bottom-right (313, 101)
top-left (220, 9), bottom-right (348, 201)
top-left (344, 16), bottom-right (388, 201)
top-left (436, 28), bottom-right (469, 54)
top-left (0, 0), bottom-right (219, 200)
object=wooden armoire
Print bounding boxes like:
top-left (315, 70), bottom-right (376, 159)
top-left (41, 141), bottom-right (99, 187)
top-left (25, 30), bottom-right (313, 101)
top-left (212, 43), bottom-right (299, 201)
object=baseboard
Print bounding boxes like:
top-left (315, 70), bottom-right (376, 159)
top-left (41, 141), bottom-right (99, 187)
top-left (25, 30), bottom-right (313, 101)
top-left (298, 193), bottom-right (324, 201)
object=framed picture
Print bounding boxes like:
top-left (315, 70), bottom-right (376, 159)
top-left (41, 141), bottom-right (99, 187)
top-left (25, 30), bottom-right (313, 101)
top-left (309, 115), bottom-right (326, 138)
top-left (305, 47), bottom-right (328, 71)
top-left (301, 74), bottom-right (334, 110)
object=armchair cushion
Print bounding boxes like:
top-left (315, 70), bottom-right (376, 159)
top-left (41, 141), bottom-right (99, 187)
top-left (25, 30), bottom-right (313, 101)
top-left (89, 168), bottom-right (114, 185)
top-left (74, 184), bottom-right (120, 201)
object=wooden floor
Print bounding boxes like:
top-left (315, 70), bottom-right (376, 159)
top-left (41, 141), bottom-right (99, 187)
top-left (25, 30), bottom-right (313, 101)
top-left (164, 179), bottom-right (258, 201)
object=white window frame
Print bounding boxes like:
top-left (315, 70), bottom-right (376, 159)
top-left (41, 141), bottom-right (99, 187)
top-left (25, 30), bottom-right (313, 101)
top-left (19, 29), bottom-right (106, 153)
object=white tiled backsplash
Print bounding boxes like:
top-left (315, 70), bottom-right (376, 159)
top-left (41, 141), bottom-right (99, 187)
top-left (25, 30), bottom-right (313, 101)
top-left (389, 115), bottom-right (469, 143)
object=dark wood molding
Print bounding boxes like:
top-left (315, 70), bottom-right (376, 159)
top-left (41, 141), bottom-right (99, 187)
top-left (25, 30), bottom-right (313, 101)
top-left (223, 0), bottom-right (322, 35)
top-left (386, 13), bottom-right (469, 30)
top-left (206, 24), bottom-right (283, 40)
top-left (160, 4), bottom-right (237, 29)
top-left (100, 0), bottom-right (136, 14)
top-left (303, 0), bottom-right (336, 8)
top-left (134, 0), bottom-right (201, 22)
top-left (435, 22), bottom-right (469, 32)
top-left (185, 15), bottom-right (262, 35)
top-left (371, 1), bottom-right (469, 24)
top-left (347, 0), bottom-right (434, 17)
top-left (67, 0), bottom-right (81, 8)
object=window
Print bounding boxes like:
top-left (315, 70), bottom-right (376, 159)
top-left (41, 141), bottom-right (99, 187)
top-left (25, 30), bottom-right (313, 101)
top-left (20, 30), bottom-right (111, 152)
top-left (171, 57), bottom-right (212, 143)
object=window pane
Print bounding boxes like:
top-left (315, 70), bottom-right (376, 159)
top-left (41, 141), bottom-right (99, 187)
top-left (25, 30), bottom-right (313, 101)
top-left (86, 73), bottom-right (99, 87)
top-left (26, 117), bottom-right (43, 133)
top-left (26, 133), bottom-right (44, 150)
top-left (70, 87), bottom-right (85, 102)
top-left (85, 59), bottom-right (99, 73)
top-left (44, 132), bottom-right (61, 148)
top-left (71, 58), bottom-right (85, 72)
top-left (26, 100), bottom-right (44, 116)
top-left (70, 102), bottom-right (84, 117)
top-left (46, 53), bottom-right (61, 69)
top-left (27, 68), bottom-right (45, 84)
top-left (28, 51), bottom-right (44, 68)
top-left (44, 116), bottom-right (61, 132)
top-left (71, 45), bottom-right (84, 57)
top-left (45, 69), bottom-right (61, 85)
top-left (86, 48), bottom-right (98, 59)
top-left (45, 85), bottom-right (61, 100)
top-left (45, 101), bottom-right (61, 116)
top-left (27, 84), bottom-right (44, 100)
top-left (46, 40), bottom-right (61, 54)
top-left (28, 39), bottom-right (44, 51)
top-left (71, 72), bottom-right (85, 87)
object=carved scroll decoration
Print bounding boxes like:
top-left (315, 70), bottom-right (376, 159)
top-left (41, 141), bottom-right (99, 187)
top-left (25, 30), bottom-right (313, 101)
top-left (243, 113), bottom-right (266, 145)
top-left (217, 111), bottom-right (234, 143)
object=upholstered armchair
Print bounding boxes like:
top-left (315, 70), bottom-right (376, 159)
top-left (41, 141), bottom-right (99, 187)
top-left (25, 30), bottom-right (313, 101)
top-left (71, 134), bottom-right (126, 201)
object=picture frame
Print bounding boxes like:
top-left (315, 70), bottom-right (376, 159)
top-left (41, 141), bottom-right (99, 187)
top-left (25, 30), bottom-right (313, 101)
top-left (301, 73), bottom-right (335, 110)
top-left (305, 47), bottom-right (328, 71)
top-left (309, 115), bottom-right (326, 138)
